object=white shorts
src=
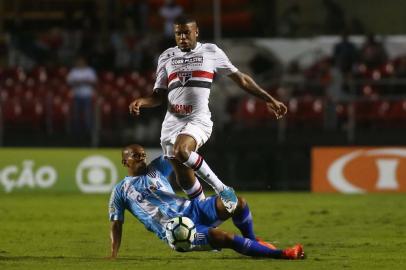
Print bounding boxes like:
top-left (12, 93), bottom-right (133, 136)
top-left (160, 120), bottom-right (212, 158)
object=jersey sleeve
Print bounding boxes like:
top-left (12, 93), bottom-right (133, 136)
top-left (149, 156), bottom-right (173, 178)
top-left (108, 184), bottom-right (125, 222)
top-left (214, 46), bottom-right (238, 76)
top-left (153, 54), bottom-right (168, 92)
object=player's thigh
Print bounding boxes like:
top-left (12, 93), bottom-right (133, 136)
top-left (179, 121), bottom-right (212, 150)
top-left (174, 134), bottom-right (197, 152)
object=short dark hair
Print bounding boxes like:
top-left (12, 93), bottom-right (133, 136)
top-left (173, 14), bottom-right (197, 25)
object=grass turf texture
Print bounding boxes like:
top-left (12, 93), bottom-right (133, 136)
top-left (0, 193), bottom-right (405, 270)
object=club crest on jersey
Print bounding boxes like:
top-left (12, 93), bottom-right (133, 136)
top-left (177, 71), bottom-right (192, 85)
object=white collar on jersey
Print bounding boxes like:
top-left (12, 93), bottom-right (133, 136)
top-left (178, 42), bottom-right (202, 53)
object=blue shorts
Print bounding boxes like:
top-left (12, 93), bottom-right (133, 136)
top-left (183, 196), bottom-right (222, 251)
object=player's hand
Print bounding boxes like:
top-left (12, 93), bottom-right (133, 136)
top-left (129, 99), bottom-right (143, 116)
top-left (266, 99), bottom-right (288, 120)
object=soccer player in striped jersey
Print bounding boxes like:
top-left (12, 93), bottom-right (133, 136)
top-left (129, 15), bottom-right (287, 213)
top-left (108, 144), bottom-right (304, 259)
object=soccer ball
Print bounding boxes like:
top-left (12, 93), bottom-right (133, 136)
top-left (165, 216), bottom-right (196, 252)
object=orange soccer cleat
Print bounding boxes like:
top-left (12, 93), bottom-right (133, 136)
top-left (282, 244), bottom-right (305, 260)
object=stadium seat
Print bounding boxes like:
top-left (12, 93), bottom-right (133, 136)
top-left (287, 97), bottom-right (324, 128)
top-left (20, 97), bottom-right (46, 130)
top-left (30, 66), bottom-right (48, 83)
top-left (99, 71), bottom-right (115, 85)
top-left (97, 97), bottom-right (114, 130)
top-left (1, 98), bottom-right (22, 126)
top-left (353, 99), bottom-right (390, 127)
top-left (49, 95), bottom-right (71, 132)
top-left (335, 102), bottom-right (349, 122)
top-left (233, 97), bottom-right (268, 127)
top-left (387, 100), bottom-right (406, 127)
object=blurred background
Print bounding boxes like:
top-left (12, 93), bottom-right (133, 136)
top-left (1, 0), bottom-right (405, 192)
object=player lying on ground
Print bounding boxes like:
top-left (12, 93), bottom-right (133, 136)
top-left (129, 15), bottom-right (288, 214)
top-left (108, 144), bottom-right (304, 259)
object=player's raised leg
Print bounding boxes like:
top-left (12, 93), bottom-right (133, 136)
top-left (173, 134), bottom-right (238, 213)
top-left (168, 159), bottom-right (205, 200)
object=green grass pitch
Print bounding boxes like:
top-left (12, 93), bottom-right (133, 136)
top-left (1, 193), bottom-right (405, 270)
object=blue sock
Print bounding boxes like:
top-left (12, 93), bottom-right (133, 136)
top-left (232, 203), bottom-right (256, 240)
top-left (232, 235), bottom-right (283, 258)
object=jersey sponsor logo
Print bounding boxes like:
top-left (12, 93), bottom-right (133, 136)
top-left (136, 189), bottom-right (152, 203)
top-left (171, 56), bottom-right (203, 65)
top-left (0, 160), bottom-right (57, 193)
top-left (128, 180), bottom-right (164, 203)
top-left (76, 155), bottom-right (118, 193)
top-left (169, 104), bottom-right (193, 115)
top-left (149, 180), bottom-right (163, 191)
top-left (312, 147), bottom-right (406, 193)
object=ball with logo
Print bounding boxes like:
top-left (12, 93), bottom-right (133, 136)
top-left (165, 216), bottom-right (196, 252)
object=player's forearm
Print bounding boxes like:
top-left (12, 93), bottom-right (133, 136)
top-left (230, 72), bottom-right (274, 103)
top-left (110, 222), bottom-right (122, 258)
top-left (139, 92), bottom-right (165, 108)
top-left (138, 97), bottom-right (162, 108)
top-left (238, 74), bottom-right (274, 103)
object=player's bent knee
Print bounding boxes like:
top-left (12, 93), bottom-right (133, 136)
top-left (173, 145), bottom-right (191, 162)
top-left (236, 196), bottom-right (247, 211)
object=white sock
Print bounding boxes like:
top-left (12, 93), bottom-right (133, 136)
top-left (183, 151), bottom-right (226, 193)
top-left (183, 180), bottom-right (205, 201)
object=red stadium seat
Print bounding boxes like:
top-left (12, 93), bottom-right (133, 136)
top-left (387, 100), bottom-right (406, 127)
top-left (97, 97), bottom-right (113, 129)
top-left (1, 98), bottom-right (23, 126)
top-left (20, 97), bottom-right (46, 130)
top-left (99, 71), bottom-right (115, 84)
top-left (49, 95), bottom-right (71, 132)
top-left (233, 98), bottom-right (269, 127)
top-left (114, 95), bottom-right (129, 117)
top-left (287, 97), bottom-right (324, 128)
top-left (353, 99), bottom-right (391, 127)
top-left (30, 66), bottom-right (48, 83)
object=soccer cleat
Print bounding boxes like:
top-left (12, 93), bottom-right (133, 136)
top-left (218, 186), bottom-right (238, 213)
top-left (282, 244), bottom-right (305, 260)
top-left (256, 237), bottom-right (278, 250)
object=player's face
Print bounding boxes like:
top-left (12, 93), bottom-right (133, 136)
top-left (174, 22), bottom-right (198, 52)
top-left (123, 146), bottom-right (147, 175)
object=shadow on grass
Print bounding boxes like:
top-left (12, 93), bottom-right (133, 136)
top-left (0, 255), bottom-right (251, 262)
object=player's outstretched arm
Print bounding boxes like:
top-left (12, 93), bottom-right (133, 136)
top-left (129, 90), bottom-right (166, 116)
top-left (109, 220), bottom-right (123, 259)
top-left (228, 71), bottom-right (287, 119)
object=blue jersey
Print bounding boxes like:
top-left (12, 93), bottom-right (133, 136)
top-left (108, 156), bottom-right (191, 240)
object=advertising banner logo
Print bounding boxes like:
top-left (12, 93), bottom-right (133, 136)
top-left (76, 155), bottom-right (118, 193)
top-left (0, 148), bottom-right (161, 193)
top-left (312, 147), bottom-right (406, 193)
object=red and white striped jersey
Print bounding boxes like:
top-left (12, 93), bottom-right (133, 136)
top-left (153, 42), bottom-right (238, 125)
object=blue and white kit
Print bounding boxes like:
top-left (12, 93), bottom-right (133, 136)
top-left (108, 156), bottom-right (221, 251)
